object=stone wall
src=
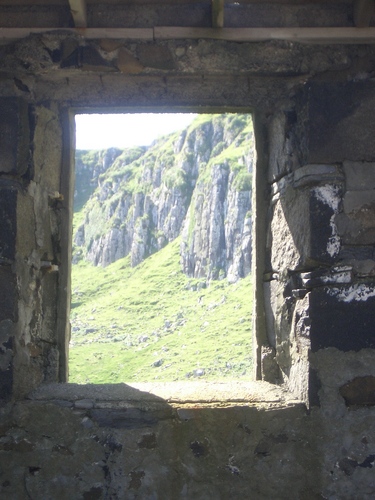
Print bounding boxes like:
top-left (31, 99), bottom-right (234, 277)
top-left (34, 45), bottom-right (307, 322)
top-left (0, 29), bottom-right (374, 499)
top-left (261, 82), bottom-right (375, 403)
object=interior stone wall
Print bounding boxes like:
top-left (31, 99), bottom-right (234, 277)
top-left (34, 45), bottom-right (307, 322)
top-left (0, 32), bottom-right (374, 498)
top-left (262, 81), bottom-right (375, 403)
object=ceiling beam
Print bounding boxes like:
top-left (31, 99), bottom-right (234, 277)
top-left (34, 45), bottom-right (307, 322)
top-left (0, 1), bottom-right (357, 4)
top-left (154, 26), bottom-right (375, 43)
top-left (0, 0), bottom-right (359, 4)
top-left (3, 27), bottom-right (375, 44)
top-left (0, 27), bottom-right (153, 43)
top-left (354, 0), bottom-right (375, 27)
top-left (212, 0), bottom-right (225, 29)
top-left (68, 0), bottom-right (87, 28)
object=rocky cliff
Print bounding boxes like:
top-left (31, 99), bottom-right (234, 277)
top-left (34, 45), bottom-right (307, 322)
top-left (73, 114), bottom-right (254, 281)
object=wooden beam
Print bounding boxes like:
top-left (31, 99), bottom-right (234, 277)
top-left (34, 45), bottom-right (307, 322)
top-left (3, 27), bottom-right (375, 45)
top-left (154, 26), bottom-right (375, 44)
top-left (68, 0), bottom-right (87, 28)
top-left (0, 0), bottom-right (64, 4)
top-left (354, 0), bottom-right (375, 27)
top-left (0, 27), bottom-right (153, 42)
top-left (212, 0), bottom-right (225, 29)
top-left (0, 1), bottom-right (355, 4)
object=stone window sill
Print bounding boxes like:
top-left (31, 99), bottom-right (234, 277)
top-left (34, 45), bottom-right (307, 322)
top-left (27, 381), bottom-right (304, 425)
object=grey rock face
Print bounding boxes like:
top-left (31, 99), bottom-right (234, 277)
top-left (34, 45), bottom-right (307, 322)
top-left (180, 160), bottom-right (253, 282)
top-left (74, 115), bottom-right (254, 280)
top-left (180, 115), bottom-right (254, 281)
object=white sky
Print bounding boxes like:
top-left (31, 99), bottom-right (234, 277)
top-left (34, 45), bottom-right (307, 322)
top-left (75, 113), bottom-right (197, 150)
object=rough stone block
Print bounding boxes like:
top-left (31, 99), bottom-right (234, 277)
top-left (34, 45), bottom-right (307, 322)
top-left (261, 346), bottom-right (279, 383)
top-left (80, 46), bottom-right (115, 72)
top-left (337, 257), bottom-right (375, 278)
top-left (335, 190), bottom-right (375, 245)
top-left (343, 161), bottom-right (375, 191)
top-left (177, 408), bottom-right (200, 420)
top-left (301, 266), bottom-right (353, 288)
top-left (339, 214), bottom-right (375, 245)
top-left (15, 190), bottom-right (35, 260)
top-left (307, 81), bottom-right (375, 163)
top-left (99, 39), bottom-right (123, 53)
top-left (340, 376), bottom-right (375, 407)
top-left (89, 408), bottom-right (159, 428)
top-left (74, 399), bottom-right (94, 410)
top-left (0, 365), bottom-right (13, 401)
top-left (270, 188), bottom-right (309, 273)
top-left (310, 285), bottom-right (375, 351)
top-left (263, 281), bottom-right (277, 348)
top-left (339, 245), bottom-right (374, 261)
top-left (288, 356), bottom-right (310, 404)
top-left (309, 185), bottom-right (342, 263)
top-left (137, 433), bottom-right (157, 449)
top-left (32, 104), bottom-right (62, 192)
top-left (116, 47), bottom-right (144, 74)
top-left (343, 190), bottom-right (375, 213)
top-left (44, 346), bottom-right (59, 383)
top-left (0, 319), bottom-right (14, 401)
top-left (0, 187), bottom-right (17, 263)
top-left (268, 112), bottom-right (288, 182)
top-left (268, 111), bottom-right (300, 182)
top-left (270, 183), bottom-right (341, 272)
top-left (61, 44), bottom-right (115, 71)
top-left (40, 272), bottom-right (58, 343)
top-left (354, 259), bottom-right (375, 277)
top-left (0, 98), bottom-right (29, 175)
top-left (308, 368), bottom-right (321, 407)
top-left (293, 164), bottom-right (344, 189)
top-left (0, 266), bottom-right (17, 322)
top-left (60, 39), bottom-right (80, 68)
top-left (137, 45), bottom-right (175, 70)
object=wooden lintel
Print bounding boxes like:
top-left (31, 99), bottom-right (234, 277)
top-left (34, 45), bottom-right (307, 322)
top-left (0, 27), bottom-right (153, 43)
top-left (68, 0), bottom-right (87, 28)
top-left (154, 26), bottom-right (375, 44)
top-left (3, 27), bottom-right (375, 45)
top-left (212, 0), bottom-right (225, 29)
top-left (354, 0), bottom-right (375, 28)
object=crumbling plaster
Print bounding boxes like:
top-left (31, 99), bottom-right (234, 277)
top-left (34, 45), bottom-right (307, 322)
top-left (0, 29), bottom-right (374, 499)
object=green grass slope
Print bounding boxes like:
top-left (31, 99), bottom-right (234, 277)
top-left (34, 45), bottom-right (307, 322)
top-left (69, 237), bottom-right (253, 383)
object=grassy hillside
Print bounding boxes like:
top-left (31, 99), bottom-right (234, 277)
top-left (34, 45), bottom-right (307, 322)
top-left (69, 237), bottom-right (253, 383)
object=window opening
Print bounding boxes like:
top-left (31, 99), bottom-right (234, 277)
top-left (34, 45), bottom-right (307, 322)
top-left (69, 112), bottom-right (255, 384)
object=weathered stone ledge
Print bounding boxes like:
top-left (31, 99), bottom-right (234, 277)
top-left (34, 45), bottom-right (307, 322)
top-left (270, 163), bottom-right (344, 203)
top-left (28, 380), bottom-right (301, 408)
